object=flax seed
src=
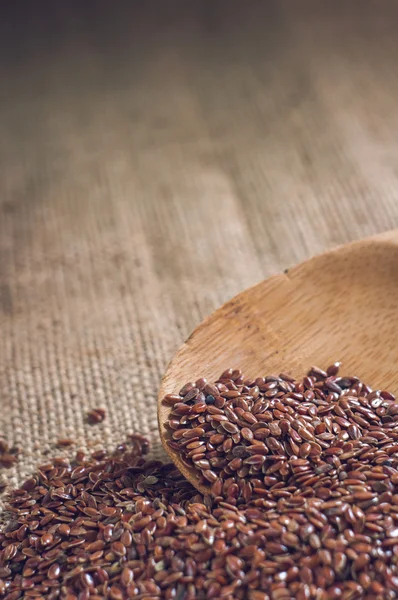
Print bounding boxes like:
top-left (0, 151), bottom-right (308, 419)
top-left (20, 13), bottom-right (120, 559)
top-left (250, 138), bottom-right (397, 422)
top-left (1, 363), bottom-right (397, 599)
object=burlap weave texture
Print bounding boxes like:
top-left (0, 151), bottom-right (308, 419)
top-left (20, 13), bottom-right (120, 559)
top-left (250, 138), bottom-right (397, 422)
top-left (1, 1), bottom-right (398, 509)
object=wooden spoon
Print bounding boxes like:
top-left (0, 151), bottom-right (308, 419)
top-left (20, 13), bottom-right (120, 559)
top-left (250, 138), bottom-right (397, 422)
top-left (158, 229), bottom-right (398, 493)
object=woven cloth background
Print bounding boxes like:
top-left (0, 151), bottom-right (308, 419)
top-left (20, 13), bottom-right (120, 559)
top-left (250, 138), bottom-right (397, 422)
top-left (1, 1), bottom-right (398, 506)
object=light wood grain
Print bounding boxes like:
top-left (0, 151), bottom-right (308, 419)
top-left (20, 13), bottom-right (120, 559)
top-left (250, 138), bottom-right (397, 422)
top-left (158, 229), bottom-right (398, 492)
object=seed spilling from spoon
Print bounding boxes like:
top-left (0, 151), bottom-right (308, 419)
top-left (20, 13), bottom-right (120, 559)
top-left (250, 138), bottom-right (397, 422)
top-left (0, 364), bottom-right (397, 599)
top-left (164, 363), bottom-right (398, 503)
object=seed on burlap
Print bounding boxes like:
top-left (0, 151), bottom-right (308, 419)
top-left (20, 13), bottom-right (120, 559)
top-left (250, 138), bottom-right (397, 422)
top-left (56, 438), bottom-right (75, 447)
top-left (87, 408), bottom-right (106, 424)
top-left (1, 363), bottom-right (397, 600)
top-left (0, 475), bottom-right (7, 493)
top-left (0, 454), bottom-right (17, 468)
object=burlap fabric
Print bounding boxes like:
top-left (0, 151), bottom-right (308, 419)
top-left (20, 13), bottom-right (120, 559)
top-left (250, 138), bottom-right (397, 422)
top-left (1, 1), bottom-right (398, 511)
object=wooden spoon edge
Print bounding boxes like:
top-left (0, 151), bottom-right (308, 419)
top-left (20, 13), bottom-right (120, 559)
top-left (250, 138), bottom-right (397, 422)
top-left (158, 229), bottom-right (398, 493)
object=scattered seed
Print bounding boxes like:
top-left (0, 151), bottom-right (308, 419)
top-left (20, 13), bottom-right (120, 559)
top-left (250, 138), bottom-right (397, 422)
top-left (87, 408), bottom-right (106, 424)
top-left (0, 364), bottom-right (397, 599)
top-left (56, 439), bottom-right (75, 447)
top-left (0, 454), bottom-right (17, 468)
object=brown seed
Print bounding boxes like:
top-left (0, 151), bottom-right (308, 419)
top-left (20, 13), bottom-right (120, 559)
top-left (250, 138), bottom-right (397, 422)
top-left (47, 563), bottom-right (61, 579)
top-left (0, 453), bottom-right (17, 468)
top-left (103, 525), bottom-right (114, 542)
top-left (111, 541), bottom-right (126, 557)
top-left (120, 530), bottom-right (132, 547)
top-left (243, 455), bottom-right (265, 466)
top-left (163, 394), bottom-right (182, 406)
top-left (87, 408), bottom-right (106, 424)
top-left (3, 544), bottom-right (17, 561)
top-left (121, 567), bottom-right (134, 587)
top-left (228, 458), bottom-right (243, 470)
top-left (109, 585), bottom-right (124, 600)
top-left (58, 524), bottom-right (70, 537)
top-left (56, 439), bottom-right (75, 447)
top-left (247, 443), bottom-right (269, 456)
top-left (179, 381), bottom-right (196, 396)
top-left (211, 479), bottom-right (223, 496)
top-left (204, 383), bottom-right (220, 397)
top-left (184, 387), bottom-right (200, 402)
top-left (269, 422), bottom-right (282, 436)
top-left (297, 426), bottom-right (314, 442)
top-left (0, 439), bottom-right (9, 453)
top-left (202, 469), bottom-right (218, 483)
top-left (242, 412), bottom-right (258, 424)
top-left (40, 533), bottom-right (54, 546)
top-left (241, 428), bottom-right (254, 442)
top-left (86, 540), bottom-right (105, 552)
top-left (221, 421), bottom-right (239, 434)
top-left (299, 442), bottom-right (311, 459)
top-left (326, 362), bottom-right (341, 376)
top-left (183, 426), bottom-right (205, 439)
top-left (2, 364), bottom-right (397, 600)
top-left (70, 526), bottom-right (87, 536)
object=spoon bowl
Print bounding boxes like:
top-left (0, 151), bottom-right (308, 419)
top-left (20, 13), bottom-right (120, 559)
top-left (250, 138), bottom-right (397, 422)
top-left (158, 229), bottom-right (398, 493)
